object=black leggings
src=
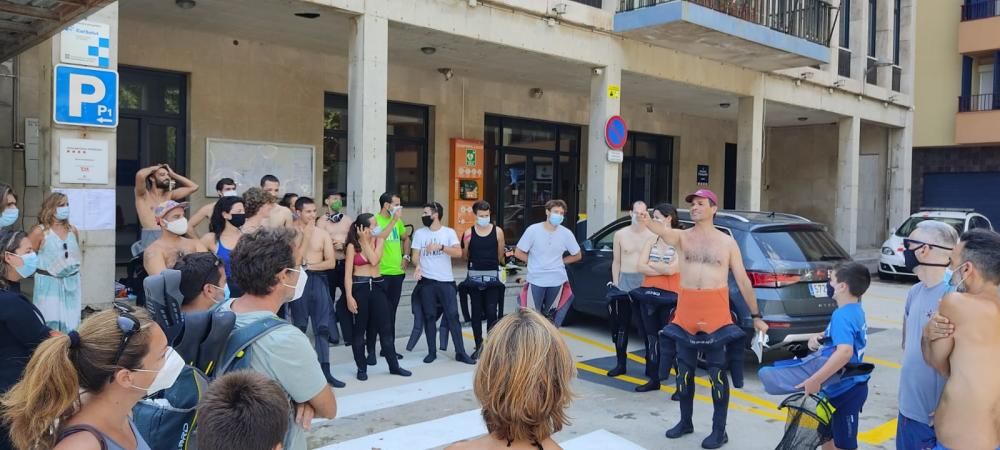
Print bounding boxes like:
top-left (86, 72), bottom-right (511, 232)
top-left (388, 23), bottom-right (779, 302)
top-left (607, 295), bottom-right (632, 368)
top-left (637, 299), bottom-right (674, 381)
top-left (469, 284), bottom-right (503, 348)
top-left (675, 343), bottom-right (729, 432)
top-left (369, 274), bottom-right (404, 356)
top-left (350, 277), bottom-right (401, 372)
top-left (418, 279), bottom-right (469, 357)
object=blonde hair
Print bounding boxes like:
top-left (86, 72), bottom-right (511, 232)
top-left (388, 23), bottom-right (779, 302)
top-left (473, 308), bottom-right (574, 443)
top-left (37, 192), bottom-right (69, 228)
top-left (2, 307), bottom-right (156, 450)
top-left (242, 187), bottom-right (276, 218)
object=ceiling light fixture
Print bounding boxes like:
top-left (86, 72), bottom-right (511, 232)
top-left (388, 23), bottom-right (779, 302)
top-left (719, 102), bottom-right (731, 109)
top-left (644, 103), bottom-right (654, 113)
top-left (438, 68), bottom-right (454, 81)
top-left (797, 116), bottom-right (808, 122)
top-left (294, 12), bottom-right (321, 19)
top-left (175, 0), bottom-right (195, 9)
top-left (421, 47), bottom-right (437, 55)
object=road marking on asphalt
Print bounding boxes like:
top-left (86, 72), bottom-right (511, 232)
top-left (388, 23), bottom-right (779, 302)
top-left (562, 329), bottom-right (898, 445)
top-left (313, 371), bottom-right (475, 427)
top-left (864, 356), bottom-right (902, 369)
top-left (316, 409), bottom-right (486, 450)
top-left (560, 429), bottom-right (647, 450)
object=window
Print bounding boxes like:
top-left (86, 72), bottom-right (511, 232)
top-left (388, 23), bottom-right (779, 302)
top-left (977, 59), bottom-right (995, 96)
top-left (753, 228), bottom-right (850, 262)
top-left (839, 0), bottom-right (851, 48)
top-left (894, 217), bottom-right (965, 237)
top-left (892, 0), bottom-right (901, 64)
top-left (868, 0), bottom-right (877, 57)
top-left (970, 216), bottom-right (992, 230)
top-left (620, 132), bottom-right (674, 209)
top-left (321, 93), bottom-right (430, 206)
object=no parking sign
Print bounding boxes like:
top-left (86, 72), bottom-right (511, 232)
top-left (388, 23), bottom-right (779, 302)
top-left (605, 115), bottom-right (628, 150)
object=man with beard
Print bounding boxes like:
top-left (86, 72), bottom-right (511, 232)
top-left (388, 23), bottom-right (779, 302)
top-left (133, 164), bottom-right (199, 256)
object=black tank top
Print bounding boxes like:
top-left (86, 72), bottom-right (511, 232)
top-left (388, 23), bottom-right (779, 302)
top-left (468, 225), bottom-right (499, 271)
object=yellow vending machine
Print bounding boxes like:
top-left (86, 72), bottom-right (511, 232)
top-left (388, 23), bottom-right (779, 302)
top-left (449, 138), bottom-right (484, 239)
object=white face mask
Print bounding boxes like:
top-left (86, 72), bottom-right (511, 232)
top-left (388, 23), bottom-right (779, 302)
top-left (282, 268), bottom-right (308, 302)
top-left (222, 190), bottom-right (240, 197)
top-left (165, 217), bottom-right (189, 236)
top-left (130, 347), bottom-right (184, 395)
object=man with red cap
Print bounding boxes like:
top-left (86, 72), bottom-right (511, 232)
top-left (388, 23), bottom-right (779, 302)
top-left (144, 200), bottom-right (208, 276)
top-left (642, 188), bottom-right (768, 449)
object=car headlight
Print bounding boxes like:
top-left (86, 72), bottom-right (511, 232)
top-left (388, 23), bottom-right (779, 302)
top-left (881, 247), bottom-right (894, 256)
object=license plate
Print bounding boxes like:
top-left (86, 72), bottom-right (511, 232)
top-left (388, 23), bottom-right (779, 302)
top-left (809, 283), bottom-right (828, 298)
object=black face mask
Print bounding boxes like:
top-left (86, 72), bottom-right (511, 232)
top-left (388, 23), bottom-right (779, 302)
top-left (903, 246), bottom-right (950, 271)
top-left (228, 213), bottom-right (246, 228)
top-left (421, 216), bottom-right (434, 227)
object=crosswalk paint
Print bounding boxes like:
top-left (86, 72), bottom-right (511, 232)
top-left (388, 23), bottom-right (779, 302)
top-left (312, 371), bottom-right (474, 425)
top-left (560, 429), bottom-right (647, 450)
top-left (315, 409), bottom-right (486, 450)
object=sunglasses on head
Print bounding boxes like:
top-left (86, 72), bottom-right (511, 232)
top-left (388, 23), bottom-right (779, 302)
top-left (111, 302), bottom-right (142, 367)
top-left (903, 239), bottom-right (953, 252)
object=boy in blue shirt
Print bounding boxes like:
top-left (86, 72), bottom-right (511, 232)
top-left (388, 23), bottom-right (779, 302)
top-left (798, 262), bottom-right (871, 450)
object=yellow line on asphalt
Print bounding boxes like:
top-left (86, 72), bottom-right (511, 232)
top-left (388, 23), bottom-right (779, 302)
top-left (864, 356), bottom-right (902, 369)
top-left (857, 418), bottom-right (898, 443)
top-left (559, 329), bottom-right (896, 445)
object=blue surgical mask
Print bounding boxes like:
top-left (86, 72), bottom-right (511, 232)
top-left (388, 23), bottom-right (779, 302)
top-left (948, 264), bottom-right (969, 293)
top-left (548, 213), bottom-right (564, 226)
top-left (0, 208), bottom-right (17, 227)
top-left (476, 216), bottom-right (490, 227)
top-left (223, 283), bottom-right (231, 301)
top-left (55, 206), bottom-right (70, 221)
top-left (941, 267), bottom-right (955, 291)
top-left (8, 251), bottom-right (38, 278)
top-left (372, 226), bottom-right (383, 236)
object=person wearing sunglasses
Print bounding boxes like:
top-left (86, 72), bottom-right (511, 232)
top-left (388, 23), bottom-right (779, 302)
top-left (27, 192), bottom-right (82, 333)
top-left (895, 219), bottom-right (959, 449)
top-left (217, 227), bottom-right (337, 450)
top-left (2, 303), bottom-right (180, 450)
top-left (0, 229), bottom-right (52, 450)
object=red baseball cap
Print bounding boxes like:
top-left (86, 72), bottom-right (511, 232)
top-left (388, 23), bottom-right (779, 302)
top-left (685, 189), bottom-right (718, 206)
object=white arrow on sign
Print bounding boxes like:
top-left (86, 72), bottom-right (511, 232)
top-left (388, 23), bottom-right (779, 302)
top-left (96, 117), bottom-right (113, 123)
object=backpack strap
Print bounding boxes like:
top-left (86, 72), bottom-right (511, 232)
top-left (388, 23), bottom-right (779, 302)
top-left (58, 424), bottom-right (108, 450)
top-left (215, 317), bottom-right (289, 376)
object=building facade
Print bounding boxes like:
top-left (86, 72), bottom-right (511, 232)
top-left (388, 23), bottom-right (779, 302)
top-left (0, 0), bottom-right (915, 305)
top-left (912, 0), bottom-right (1000, 225)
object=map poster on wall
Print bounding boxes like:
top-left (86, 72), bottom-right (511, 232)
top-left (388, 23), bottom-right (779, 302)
top-left (59, 138), bottom-right (109, 184)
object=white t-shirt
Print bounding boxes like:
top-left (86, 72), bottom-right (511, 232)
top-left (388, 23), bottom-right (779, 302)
top-left (516, 222), bottom-right (581, 287)
top-left (412, 226), bottom-right (460, 282)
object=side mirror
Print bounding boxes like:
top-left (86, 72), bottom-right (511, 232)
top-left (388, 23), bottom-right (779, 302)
top-left (581, 239), bottom-right (594, 251)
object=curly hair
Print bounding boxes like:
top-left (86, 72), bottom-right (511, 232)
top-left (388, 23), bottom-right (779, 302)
top-left (230, 227), bottom-right (297, 296)
top-left (242, 187), bottom-right (276, 218)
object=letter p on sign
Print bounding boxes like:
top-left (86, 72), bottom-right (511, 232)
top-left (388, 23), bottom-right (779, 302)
top-left (53, 64), bottom-right (118, 128)
top-left (68, 74), bottom-right (105, 117)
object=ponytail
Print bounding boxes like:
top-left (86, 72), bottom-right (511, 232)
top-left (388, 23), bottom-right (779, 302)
top-left (2, 334), bottom-right (80, 450)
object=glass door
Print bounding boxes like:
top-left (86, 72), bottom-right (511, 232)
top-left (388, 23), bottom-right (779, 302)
top-left (499, 152), bottom-right (561, 244)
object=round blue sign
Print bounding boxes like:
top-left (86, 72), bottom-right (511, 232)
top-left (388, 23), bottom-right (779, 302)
top-left (605, 115), bottom-right (628, 150)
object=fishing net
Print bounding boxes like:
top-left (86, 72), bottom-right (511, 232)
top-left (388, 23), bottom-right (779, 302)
top-left (774, 392), bottom-right (836, 450)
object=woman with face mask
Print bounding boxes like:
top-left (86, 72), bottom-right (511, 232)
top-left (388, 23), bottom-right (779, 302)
top-left (0, 184), bottom-right (17, 230)
top-left (201, 196), bottom-right (246, 298)
top-left (2, 304), bottom-right (177, 450)
top-left (0, 230), bottom-right (52, 450)
top-left (28, 192), bottom-right (83, 333)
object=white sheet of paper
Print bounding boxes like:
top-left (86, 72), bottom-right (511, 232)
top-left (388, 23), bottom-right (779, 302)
top-left (751, 330), bottom-right (770, 364)
top-left (53, 188), bottom-right (115, 231)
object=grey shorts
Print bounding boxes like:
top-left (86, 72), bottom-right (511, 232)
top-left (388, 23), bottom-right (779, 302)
top-left (618, 272), bottom-right (644, 293)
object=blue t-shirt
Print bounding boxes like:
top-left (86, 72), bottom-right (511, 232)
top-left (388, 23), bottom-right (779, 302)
top-left (899, 281), bottom-right (950, 425)
top-left (822, 302), bottom-right (869, 397)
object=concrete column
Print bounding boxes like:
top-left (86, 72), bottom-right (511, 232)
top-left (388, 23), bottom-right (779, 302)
top-left (887, 121), bottom-right (913, 236)
top-left (347, 14), bottom-right (388, 216)
top-left (824, 0), bottom-right (841, 75)
top-left (850, 0), bottom-right (870, 82)
top-left (41, 4), bottom-right (119, 307)
top-left (736, 81), bottom-right (764, 211)
top-left (898, 0), bottom-right (916, 94)
top-left (585, 64), bottom-right (621, 235)
top-left (835, 116), bottom-right (861, 255)
top-left (876, 0), bottom-right (894, 88)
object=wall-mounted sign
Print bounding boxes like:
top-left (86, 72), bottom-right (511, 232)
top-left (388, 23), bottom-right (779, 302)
top-left (59, 138), bottom-right (109, 184)
top-left (607, 84), bottom-right (621, 99)
top-left (60, 20), bottom-right (111, 68)
top-left (697, 164), bottom-right (710, 185)
top-left (607, 150), bottom-right (624, 163)
top-left (605, 115), bottom-right (628, 150)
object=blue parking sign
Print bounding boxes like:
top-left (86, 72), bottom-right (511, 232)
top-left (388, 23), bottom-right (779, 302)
top-left (53, 64), bottom-right (118, 128)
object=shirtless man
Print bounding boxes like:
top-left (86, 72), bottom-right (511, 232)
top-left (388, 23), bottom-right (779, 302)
top-left (144, 200), bottom-right (208, 276)
top-left (133, 164), bottom-right (199, 256)
top-left (320, 192), bottom-right (353, 345)
top-left (241, 187), bottom-right (276, 234)
top-left (289, 197), bottom-right (345, 388)
top-left (262, 175), bottom-right (295, 229)
top-left (642, 189), bottom-right (767, 449)
top-left (921, 229), bottom-right (1000, 450)
top-left (188, 178), bottom-right (238, 238)
top-left (606, 201), bottom-right (655, 381)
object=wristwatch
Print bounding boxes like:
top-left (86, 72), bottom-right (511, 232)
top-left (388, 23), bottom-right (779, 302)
top-left (751, 313), bottom-right (763, 319)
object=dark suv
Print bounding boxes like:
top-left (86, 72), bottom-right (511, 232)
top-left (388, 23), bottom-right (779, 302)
top-left (566, 210), bottom-right (851, 355)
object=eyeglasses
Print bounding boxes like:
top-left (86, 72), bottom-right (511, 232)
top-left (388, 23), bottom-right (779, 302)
top-left (902, 239), bottom-right (953, 252)
top-left (111, 302), bottom-right (141, 367)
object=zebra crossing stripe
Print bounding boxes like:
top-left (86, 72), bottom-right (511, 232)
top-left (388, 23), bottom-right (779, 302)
top-left (312, 371), bottom-right (474, 426)
top-left (315, 409), bottom-right (486, 450)
top-left (561, 429), bottom-right (647, 450)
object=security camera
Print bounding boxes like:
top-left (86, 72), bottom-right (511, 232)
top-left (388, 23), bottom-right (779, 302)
top-left (438, 68), bottom-right (454, 81)
top-left (592, 67), bottom-right (603, 76)
top-left (552, 3), bottom-right (568, 15)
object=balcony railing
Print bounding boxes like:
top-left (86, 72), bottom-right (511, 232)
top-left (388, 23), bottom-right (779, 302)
top-left (959, 94), bottom-right (1000, 112)
top-left (571, 0), bottom-right (604, 7)
top-left (962, 0), bottom-right (1000, 21)
top-left (618, 0), bottom-right (835, 46)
